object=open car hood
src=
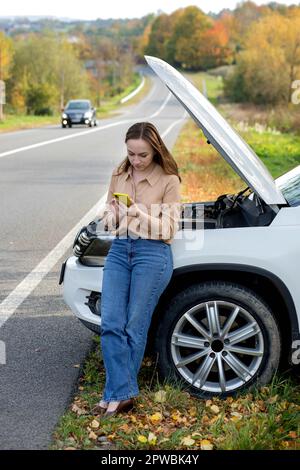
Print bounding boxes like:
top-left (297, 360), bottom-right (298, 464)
top-left (145, 55), bottom-right (286, 205)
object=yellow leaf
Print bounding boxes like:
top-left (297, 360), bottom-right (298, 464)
top-left (137, 435), bottom-right (147, 443)
top-left (149, 412), bottom-right (163, 424)
top-left (210, 405), bottom-right (220, 414)
top-left (180, 436), bottom-right (195, 446)
top-left (154, 390), bottom-right (167, 403)
top-left (200, 439), bottom-right (213, 450)
top-left (267, 395), bottom-right (278, 404)
top-left (91, 419), bottom-right (100, 429)
top-left (188, 407), bottom-right (197, 417)
top-left (148, 432), bottom-right (157, 445)
top-left (171, 412), bottom-right (181, 421)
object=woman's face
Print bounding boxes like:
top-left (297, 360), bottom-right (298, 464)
top-left (126, 138), bottom-right (155, 171)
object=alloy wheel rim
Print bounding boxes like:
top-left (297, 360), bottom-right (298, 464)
top-left (171, 300), bottom-right (264, 393)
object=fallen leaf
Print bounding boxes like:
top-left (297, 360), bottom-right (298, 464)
top-left (91, 419), bottom-right (100, 429)
top-left (180, 436), bottom-right (195, 446)
top-left (210, 405), bottom-right (220, 414)
top-left (149, 412), bottom-right (163, 424)
top-left (267, 395), bottom-right (278, 404)
top-left (148, 432), bottom-right (157, 445)
top-left (154, 390), bottom-right (167, 403)
top-left (88, 431), bottom-right (98, 440)
top-left (137, 435), bottom-right (147, 443)
top-left (71, 404), bottom-right (87, 416)
top-left (200, 439), bottom-right (213, 450)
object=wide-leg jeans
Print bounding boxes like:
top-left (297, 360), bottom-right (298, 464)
top-left (100, 235), bottom-right (173, 401)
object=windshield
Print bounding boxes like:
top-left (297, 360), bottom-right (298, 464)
top-left (66, 101), bottom-right (90, 110)
top-left (275, 165), bottom-right (300, 206)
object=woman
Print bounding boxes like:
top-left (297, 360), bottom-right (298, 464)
top-left (92, 122), bottom-right (182, 417)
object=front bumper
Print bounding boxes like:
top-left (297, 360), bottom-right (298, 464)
top-left (59, 256), bottom-right (103, 326)
top-left (61, 116), bottom-right (92, 126)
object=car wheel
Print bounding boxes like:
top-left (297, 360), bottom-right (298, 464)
top-left (62, 124), bottom-right (66, 128)
top-left (154, 281), bottom-right (281, 397)
top-left (88, 121), bottom-right (93, 127)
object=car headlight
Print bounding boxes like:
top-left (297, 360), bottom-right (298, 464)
top-left (62, 113), bottom-right (67, 119)
top-left (84, 111), bottom-right (92, 118)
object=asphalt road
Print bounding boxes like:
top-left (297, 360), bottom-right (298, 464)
top-left (0, 67), bottom-right (187, 449)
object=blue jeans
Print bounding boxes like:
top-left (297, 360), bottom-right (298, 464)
top-left (100, 235), bottom-right (173, 401)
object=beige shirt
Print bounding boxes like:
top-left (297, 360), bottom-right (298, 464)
top-left (99, 161), bottom-right (183, 244)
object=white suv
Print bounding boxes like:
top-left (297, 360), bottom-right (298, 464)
top-left (59, 56), bottom-right (300, 397)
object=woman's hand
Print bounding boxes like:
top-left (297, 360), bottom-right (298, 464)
top-left (110, 197), bottom-right (135, 221)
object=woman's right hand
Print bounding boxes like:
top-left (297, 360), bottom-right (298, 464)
top-left (110, 198), bottom-right (128, 221)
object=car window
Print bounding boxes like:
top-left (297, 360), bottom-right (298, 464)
top-left (66, 102), bottom-right (90, 110)
top-left (276, 165), bottom-right (300, 206)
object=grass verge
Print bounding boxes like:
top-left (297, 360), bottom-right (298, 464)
top-left (50, 338), bottom-right (300, 450)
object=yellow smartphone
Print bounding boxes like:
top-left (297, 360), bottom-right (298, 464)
top-left (113, 192), bottom-right (132, 207)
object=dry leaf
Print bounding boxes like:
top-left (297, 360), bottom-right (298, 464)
top-left (149, 412), bottom-right (163, 424)
top-left (91, 419), bottom-right (100, 429)
top-left (180, 436), bottom-right (195, 446)
top-left (88, 431), bottom-right (98, 440)
top-left (200, 439), bottom-right (213, 450)
top-left (71, 404), bottom-right (87, 416)
top-left (154, 390), bottom-right (167, 403)
top-left (148, 432), bottom-right (157, 445)
top-left (210, 405), bottom-right (220, 414)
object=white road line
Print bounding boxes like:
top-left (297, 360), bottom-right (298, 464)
top-left (0, 193), bottom-right (107, 329)
top-left (0, 119), bottom-right (132, 159)
top-left (0, 108), bottom-right (188, 329)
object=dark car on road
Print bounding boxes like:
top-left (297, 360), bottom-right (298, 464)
top-left (61, 100), bottom-right (97, 128)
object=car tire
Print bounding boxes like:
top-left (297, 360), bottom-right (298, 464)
top-left (94, 120), bottom-right (97, 126)
top-left (154, 281), bottom-right (281, 398)
top-left (62, 124), bottom-right (66, 128)
top-left (69, 124), bottom-right (72, 128)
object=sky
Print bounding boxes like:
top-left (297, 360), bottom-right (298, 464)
top-left (0, 0), bottom-right (299, 20)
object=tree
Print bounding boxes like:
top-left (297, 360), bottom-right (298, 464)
top-left (224, 13), bottom-right (300, 104)
top-left (172, 6), bottom-right (212, 70)
top-left (9, 32), bottom-right (89, 114)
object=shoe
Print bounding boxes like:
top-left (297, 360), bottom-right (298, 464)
top-left (91, 403), bottom-right (108, 416)
top-left (103, 399), bottom-right (135, 418)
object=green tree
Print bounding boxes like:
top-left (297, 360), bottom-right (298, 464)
top-left (9, 32), bottom-right (89, 114)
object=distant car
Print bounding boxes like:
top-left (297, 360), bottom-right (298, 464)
top-left (61, 100), bottom-right (97, 128)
